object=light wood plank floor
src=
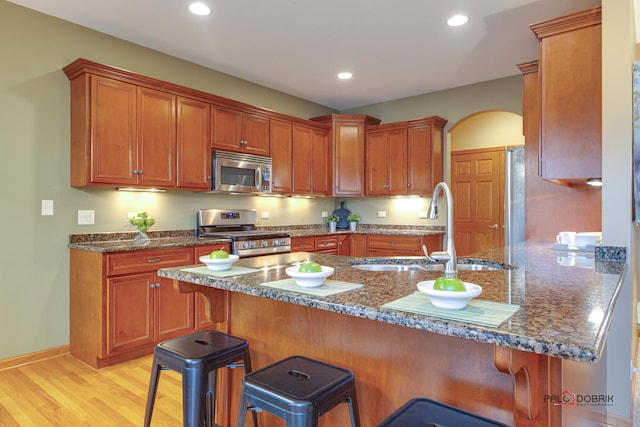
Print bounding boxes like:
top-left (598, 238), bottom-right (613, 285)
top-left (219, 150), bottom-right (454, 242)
top-left (0, 354), bottom-right (183, 426)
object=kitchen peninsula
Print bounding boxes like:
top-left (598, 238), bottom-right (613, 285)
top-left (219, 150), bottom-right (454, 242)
top-left (155, 242), bottom-right (626, 427)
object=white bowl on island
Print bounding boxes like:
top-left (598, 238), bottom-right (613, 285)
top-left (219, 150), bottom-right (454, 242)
top-left (285, 265), bottom-right (334, 288)
top-left (199, 254), bottom-right (239, 271)
top-left (417, 280), bottom-right (482, 310)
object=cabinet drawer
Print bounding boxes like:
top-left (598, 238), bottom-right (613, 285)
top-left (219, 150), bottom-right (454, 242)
top-left (315, 236), bottom-right (338, 250)
top-left (367, 235), bottom-right (422, 252)
top-left (290, 236), bottom-right (316, 252)
top-left (106, 248), bottom-right (194, 276)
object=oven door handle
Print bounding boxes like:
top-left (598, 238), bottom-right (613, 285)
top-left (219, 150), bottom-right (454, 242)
top-left (255, 167), bottom-right (262, 191)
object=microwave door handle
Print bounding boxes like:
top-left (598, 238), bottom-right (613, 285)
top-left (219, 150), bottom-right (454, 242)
top-left (255, 167), bottom-right (262, 191)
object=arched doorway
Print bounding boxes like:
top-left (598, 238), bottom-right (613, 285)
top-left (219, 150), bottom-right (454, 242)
top-left (448, 111), bottom-right (524, 256)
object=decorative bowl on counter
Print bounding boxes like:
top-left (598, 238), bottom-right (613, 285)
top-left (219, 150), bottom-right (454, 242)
top-left (417, 280), bottom-right (482, 310)
top-left (285, 265), bottom-right (334, 288)
top-left (126, 216), bottom-right (158, 245)
top-left (199, 254), bottom-right (240, 271)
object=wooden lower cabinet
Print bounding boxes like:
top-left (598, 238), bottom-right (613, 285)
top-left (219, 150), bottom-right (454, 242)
top-left (349, 234), bottom-right (442, 257)
top-left (349, 234), bottom-right (368, 257)
top-left (70, 244), bottom-right (229, 368)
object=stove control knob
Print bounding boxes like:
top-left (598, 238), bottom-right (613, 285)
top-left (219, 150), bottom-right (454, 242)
top-left (250, 241), bottom-right (257, 248)
top-left (242, 242), bottom-right (250, 249)
top-left (261, 240), bottom-right (268, 247)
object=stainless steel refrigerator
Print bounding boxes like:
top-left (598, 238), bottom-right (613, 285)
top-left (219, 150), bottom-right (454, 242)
top-left (504, 146), bottom-right (525, 248)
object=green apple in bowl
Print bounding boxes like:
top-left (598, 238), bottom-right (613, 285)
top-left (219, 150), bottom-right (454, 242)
top-left (433, 276), bottom-right (466, 292)
top-left (299, 262), bottom-right (322, 273)
top-left (209, 248), bottom-right (230, 259)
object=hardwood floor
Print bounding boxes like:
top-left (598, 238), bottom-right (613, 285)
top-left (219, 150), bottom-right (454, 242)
top-left (0, 354), bottom-right (183, 426)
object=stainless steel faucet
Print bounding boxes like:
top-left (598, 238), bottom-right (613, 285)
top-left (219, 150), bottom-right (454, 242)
top-left (423, 181), bottom-right (457, 278)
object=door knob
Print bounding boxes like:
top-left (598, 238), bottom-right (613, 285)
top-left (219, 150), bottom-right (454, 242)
top-left (488, 224), bottom-right (499, 229)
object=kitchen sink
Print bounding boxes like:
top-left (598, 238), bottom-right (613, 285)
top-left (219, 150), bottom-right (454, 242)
top-left (349, 258), bottom-right (513, 272)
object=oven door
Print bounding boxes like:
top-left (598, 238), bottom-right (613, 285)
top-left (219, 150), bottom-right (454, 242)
top-left (212, 151), bottom-right (272, 193)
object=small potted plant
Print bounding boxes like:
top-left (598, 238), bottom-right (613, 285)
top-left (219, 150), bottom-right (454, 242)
top-left (347, 213), bottom-right (361, 232)
top-left (326, 214), bottom-right (339, 233)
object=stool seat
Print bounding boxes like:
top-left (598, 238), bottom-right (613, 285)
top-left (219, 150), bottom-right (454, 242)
top-left (144, 330), bottom-right (257, 427)
top-left (236, 355), bottom-right (360, 427)
top-left (376, 398), bottom-right (509, 427)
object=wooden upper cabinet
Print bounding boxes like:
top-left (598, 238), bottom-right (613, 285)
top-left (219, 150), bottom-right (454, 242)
top-left (530, 6), bottom-right (601, 184)
top-left (365, 117), bottom-right (446, 196)
top-left (270, 119), bottom-right (293, 194)
top-left (212, 105), bottom-right (270, 156)
top-left (176, 97), bottom-right (211, 190)
top-left (311, 115), bottom-right (381, 196)
top-left (87, 76), bottom-right (138, 186)
top-left (137, 87), bottom-right (176, 188)
top-left (292, 125), bottom-right (330, 195)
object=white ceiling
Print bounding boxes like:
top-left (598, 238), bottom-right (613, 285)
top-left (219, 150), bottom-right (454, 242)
top-left (8, 0), bottom-right (601, 110)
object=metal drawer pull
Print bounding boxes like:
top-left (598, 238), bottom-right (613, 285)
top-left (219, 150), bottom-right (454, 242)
top-left (147, 259), bottom-right (161, 263)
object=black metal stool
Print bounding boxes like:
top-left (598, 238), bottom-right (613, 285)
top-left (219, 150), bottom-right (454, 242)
top-left (376, 398), bottom-right (509, 427)
top-left (236, 355), bottom-right (360, 427)
top-left (144, 330), bottom-right (258, 427)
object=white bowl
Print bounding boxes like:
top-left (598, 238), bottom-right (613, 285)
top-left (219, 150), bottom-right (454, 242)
top-left (417, 280), bottom-right (482, 310)
top-left (199, 254), bottom-right (239, 271)
top-left (285, 265), bottom-right (334, 288)
top-left (575, 232), bottom-right (602, 246)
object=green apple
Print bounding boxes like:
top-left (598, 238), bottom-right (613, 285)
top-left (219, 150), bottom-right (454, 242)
top-left (134, 218), bottom-right (146, 227)
top-left (299, 262), bottom-right (322, 273)
top-left (209, 248), bottom-right (230, 259)
top-left (144, 217), bottom-right (155, 227)
top-left (433, 276), bottom-right (466, 292)
top-left (138, 211), bottom-right (148, 218)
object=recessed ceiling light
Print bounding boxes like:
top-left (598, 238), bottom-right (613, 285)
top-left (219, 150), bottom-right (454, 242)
top-left (188, 2), bottom-right (211, 16)
top-left (447, 14), bottom-right (469, 27)
top-left (337, 72), bottom-right (352, 80)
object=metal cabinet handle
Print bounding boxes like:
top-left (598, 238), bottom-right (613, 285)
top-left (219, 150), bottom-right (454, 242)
top-left (147, 259), bottom-right (161, 263)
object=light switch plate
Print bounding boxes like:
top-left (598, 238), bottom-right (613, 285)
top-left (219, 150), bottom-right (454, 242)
top-left (41, 200), bottom-right (54, 216)
top-left (321, 211), bottom-right (328, 218)
top-left (78, 210), bottom-right (95, 225)
top-left (418, 211), bottom-right (429, 219)
top-left (261, 211), bottom-right (270, 219)
top-left (377, 211), bottom-right (387, 218)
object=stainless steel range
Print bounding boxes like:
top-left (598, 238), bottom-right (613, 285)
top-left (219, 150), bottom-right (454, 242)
top-left (197, 209), bottom-right (291, 258)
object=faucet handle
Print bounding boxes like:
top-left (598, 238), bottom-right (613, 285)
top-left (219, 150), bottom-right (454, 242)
top-left (422, 245), bottom-right (437, 263)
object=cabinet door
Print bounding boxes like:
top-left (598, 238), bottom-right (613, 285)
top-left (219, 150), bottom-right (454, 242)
top-left (367, 235), bottom-right (422, 256)
top-left (270, 119), bottom-right (293, 194)
top-left (292, 125), bottom-right (313, 194)
top-left (534, 10), bottom-right (601, 183)
top-left (334, 121), bottom-right (364, 196)
top-left (366, 132), bottom-right (390, 195)
top-left (155, 275), bottom-right (194, 340)
top-left (407, 125), bottom-right (433, 195)
top-left (310, 129), bottom-right (330, 195)
top-left (387, 129), bottom-right (408, 195)
top-left (337, 234), bottom-right (350, 256)
top-left (242, 112), bottom-right (270, 156)
top-left (176, 97), bottom-right (211, 190)
top-left (137, 87), bottom-right (176, 188)
top-left (212, 105), bottom-right (242, 151)
top-left (106, 273), bottom-right (154, 355)
top-left (349, 235), bottom-right (368, 257)
top-left (90, 76), bottom-right (137, 185)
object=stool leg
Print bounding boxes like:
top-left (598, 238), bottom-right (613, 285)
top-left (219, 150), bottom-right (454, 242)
top-left (182, 367), bottom-right (207, 427)
top-left (347, 394), bottom-right (361, 427)
top-left (206, 369), bottom-right (218, 427)
top-left (144, 361), bottom-right (162, 427)
top-left (235, 386), bottom-right (249, 427)
top-left (241, 353), bottom-right (259, 427)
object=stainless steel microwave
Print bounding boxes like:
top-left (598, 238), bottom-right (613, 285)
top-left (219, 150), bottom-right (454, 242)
top-left (210, 150), bottom-right (272, 194)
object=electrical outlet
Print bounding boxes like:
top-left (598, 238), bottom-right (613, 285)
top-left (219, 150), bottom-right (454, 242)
top-left (78, 210), bottom-right (95, 225)
top-left (41, 200), bottom-right (54, 216)
top-left (261, 211), bottom-right (270, 219)
top-left (321, 211), bottom-right (328, 218)
top-left (418, 211), bottom-right (429, 219)
top-left (377, 211), bottom-right (387, 218)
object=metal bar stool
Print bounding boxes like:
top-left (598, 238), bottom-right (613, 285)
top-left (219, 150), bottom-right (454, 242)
top-left (236, 355), bottom-right (360, 427)
top-left (144, 330), bottom-right (258, 427)
top-left (376, 398), bottom-right (509, 427)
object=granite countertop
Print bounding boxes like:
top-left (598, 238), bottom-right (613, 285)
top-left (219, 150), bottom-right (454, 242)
top-left (156, 242), bottom-right (627, 364)
top-left (67, 225), bottom-right (444, 252)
